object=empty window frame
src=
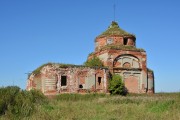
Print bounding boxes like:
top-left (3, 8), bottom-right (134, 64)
top-left (107, 38), bottom-right (113, 44)
top-left (124, 38), bottom-right (128, 45)
top-left (98, 77), bottom-right (102, 85)
top-left (61, 76), bottom-right (67, 86)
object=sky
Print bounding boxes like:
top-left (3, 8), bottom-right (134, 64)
top-left (0, 0), bottom-right (180, 92)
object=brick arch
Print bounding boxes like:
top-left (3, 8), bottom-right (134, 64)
top-left (123, 62), bottom-right (131, 68)
top-left (113, 54), bottom-right (140, 68)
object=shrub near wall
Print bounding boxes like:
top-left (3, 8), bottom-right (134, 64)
top-left (109, 74), bottom-right (127, 95)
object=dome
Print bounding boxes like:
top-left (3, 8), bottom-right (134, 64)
top-left (96, 21), bottom-right (135, 39)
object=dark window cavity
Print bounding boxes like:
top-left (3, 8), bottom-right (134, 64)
top-left (124, 38), bottom-right (128, 45)
top-left (79, 84), bottom-right (83, 88)
top-left (98, 77), bottom-right (102, 85)
top-left (61, 76), bottom-right (67, 86)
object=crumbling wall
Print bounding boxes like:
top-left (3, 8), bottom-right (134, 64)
top-left (26, 64), bottom-right (109, 95)
top-left (95, 36), bottom-right (136, 51)
top-left (89, 49), bottom-right (148, 93)
top-left (26, 74), bottom-right (41, 91)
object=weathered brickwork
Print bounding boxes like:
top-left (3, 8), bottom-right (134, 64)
top-left (89, 21), bottom-right (154, 93)
top-left (26, 21), bottom-right (154, 94)
top-left (26, 64), bottom-right (109, 95)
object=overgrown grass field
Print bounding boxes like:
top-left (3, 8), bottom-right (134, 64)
top-left (0, 87), bottom-right (180, 120)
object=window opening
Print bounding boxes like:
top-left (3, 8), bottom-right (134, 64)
top-left (98, 77), bottom-right (102, 85)
top-left (124, 38), bottom-right (128, 45)
top-left (61, 76), bottom-right (67, 86)
top-left (107, 38), bottom-right (113, 44)
top-left (79, 84), bottom-right (83, 88)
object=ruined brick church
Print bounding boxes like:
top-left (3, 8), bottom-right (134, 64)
top-left (26, 21), bottom-right (154, 94)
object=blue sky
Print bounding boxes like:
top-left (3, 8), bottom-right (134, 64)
top-left (0, 0), bottom-right (180, 92)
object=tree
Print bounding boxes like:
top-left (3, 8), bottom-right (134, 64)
top-left (84, 56), bottom-right (104, 67)
top-left (109, 74), bottom-right (127, 95)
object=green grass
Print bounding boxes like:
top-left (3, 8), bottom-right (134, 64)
top-left (0, 87), bottom-right (180, 120)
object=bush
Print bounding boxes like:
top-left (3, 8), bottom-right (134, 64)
top-left (0, 86), bottom-right (20, 115)
top-left (84, 56), bottom-right (104, 67)
top-left (28, 89), bottom-right (47, 104)
top-left (0, 86), bottom-right (47, 118)
top-left (109, 74), bottom-right (127, 95)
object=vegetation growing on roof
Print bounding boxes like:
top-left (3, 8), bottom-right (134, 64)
top-left (96, 21), bottom-right (135, 38)
top-left (147, 68), bottom-right (154, 73)
top-left (32, 62), bottom-right (107, 76)
top-left (32, 63), bottom-right (53, 75)
top-left (58, 63), bottom-right (78, 68)
top-left (84, 56), bottom-right (104, 67)
top-left (100, 45), bottom-right (145, 52)
top-left (32, 63), bottom-right (83, 75)
top-left (88, 52), bottom-right (95, 57)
